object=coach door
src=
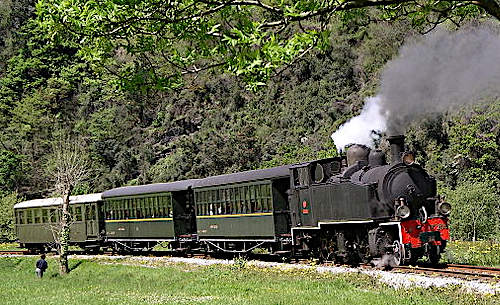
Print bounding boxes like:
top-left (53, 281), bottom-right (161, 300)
top-left (85, 203), bottom-right (98, 237)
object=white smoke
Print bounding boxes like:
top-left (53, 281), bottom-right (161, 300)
top-left (331, 96), bottom-right (387, 151)
top-left (331, 25), bottom-right (500, 150)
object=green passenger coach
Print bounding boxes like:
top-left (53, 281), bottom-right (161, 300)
top-left (101, 180), bottom-right (199, 252)
top-left (13, 194), bottom-right (103, 252)
top-left (193, 166), bottom-right (291, 252)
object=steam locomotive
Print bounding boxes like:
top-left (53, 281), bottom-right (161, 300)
top-left (14, 135), bottom-right (450, 265)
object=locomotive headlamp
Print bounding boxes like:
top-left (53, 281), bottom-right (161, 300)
top-left (438, 202), bottom-right (452, 215)
top-left (402, 152), bottom-right (415, 165)
top-left (396, 205), bottom-right (411, 219)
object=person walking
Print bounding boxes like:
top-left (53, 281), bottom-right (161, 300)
top-left (35, 254), bottom-right (48, 278)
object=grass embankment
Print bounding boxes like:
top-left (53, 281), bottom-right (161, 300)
top-left (443, 241), bottom-right (500, 267)
top-left (0, 256), bottom-right (498, 305)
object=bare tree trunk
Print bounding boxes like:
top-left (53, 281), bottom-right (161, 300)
top-left (59, 191), bottom-right (71, 274)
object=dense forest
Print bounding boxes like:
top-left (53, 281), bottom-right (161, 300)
top-left (0, 0), bottom-right (498, 242)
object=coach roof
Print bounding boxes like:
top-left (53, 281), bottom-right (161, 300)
top-left (193, 165), bottom-right (290, 189)
top-left (102, 179), bottom-right (201, 199)
top-left (14, 193), bottom-right (102, 209)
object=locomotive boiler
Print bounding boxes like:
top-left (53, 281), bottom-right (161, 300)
top-left (289, 135), bottom-right (450, 265)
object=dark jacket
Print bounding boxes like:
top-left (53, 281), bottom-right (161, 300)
top-left (36, 259), bottom-right (48, 271)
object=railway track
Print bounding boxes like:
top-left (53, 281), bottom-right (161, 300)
top-left (0, 250), bottom-right (30, 255)
top-left (394, 264), bottom-right (500, 280)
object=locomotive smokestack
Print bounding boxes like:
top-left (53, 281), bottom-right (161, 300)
top-left (387, 135), bottom-right (405, 164)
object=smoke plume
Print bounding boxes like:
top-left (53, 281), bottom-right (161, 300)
top-left (331, 96), bottom-right (386, 150)
top-left (332, 25), bottom-right (500, 150)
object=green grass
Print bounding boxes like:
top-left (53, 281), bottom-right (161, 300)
top-left (0, 256), bottom-right (498, 305)
top-left (443, 241), bottom-right (500, 267)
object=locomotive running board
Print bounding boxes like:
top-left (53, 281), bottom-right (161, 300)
top-left (291, 220), bottom-right (374, 245)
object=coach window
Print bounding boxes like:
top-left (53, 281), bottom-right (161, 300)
top-left (158, 196), bottom-right (163, 217)
top-left (197, 192), bottom-right (203, 215)
top-left (122, 200), bottom-right (127, 219)
top-left (157, 197), bottom-right (164, 217)
top-left (220, 192), bottom-right (224, 215)
top-left (229, 189), bottom-right (234, 214)
top-left (195, 192), bottom-right (200, 215)
top-left (233, 188), bottom-right (239, 213)
top-left (241, 186), bottom-right (248, 213)
top-left (195, 192), bottom-right (201, 215)
top-left (128, 199), bottom-right (135, 219)
top-left (26, 210), bottom-right (32, 224)
top-left (213, 190), bottom-right (218, 215)
top-left (74, 206), bottom-right (82, 221)
top-left (34, 209), bottom-right (39, 223)
top-left (148, 197), bottom-right (153, 218)
top-left (139, 198), bottom-right (145, 218)
top-left (145, 197), bottom-right (149, 218)
top-left (204, 191), bottom-right (209, 215)
top-left (149, 197), bottom-right (154, 218)
top-left (224, 189), bottom-right (231, 214)
top-left (119, 200), bottom-right (124, 219)
top-left (135, 198), bottom-right (141, 218)
top-left (156, 196), bottom-right (161, 217)
top-left (205, 191), bottom-right (211, 215)
top-left (199, 192), bottom-right (204, 215)
top-left (216, 189), bottom-right (221, 215)
top-left (17, 211), bottom-right (23, 224)
top-left (143, 197), bottom-right (148, 217)
top-left (205, 191), bottom-right (210, 215)
top-left (202, 192), bottom-right (206, 215)
top-left (249, 185), bottom-right (256, 213)
top-left (205, 192), bottom-right (211, 215)
top-left (224, 189), bottom-right (229, 214)
top-left (144, 198), bottom-right (150, 218)
top-left (33, 209), bottom-right (40, 224)
top-left (145, 197), bottom-right (150, 218)
top-left (121, 200), bottom-right (126, 219)
top-left (151, 197), bottom-right (156, 217)
top-left (161, 196), bottom-right (167, 217)
top-left (255, 185), bottom-right (265, 212)
top-left (153, 197), bottom-right (160, 217)
top-left (42, 209), bottom-right (49, 223)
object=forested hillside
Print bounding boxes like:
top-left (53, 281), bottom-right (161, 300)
top-left (0, 1), bottom-right (498, 241)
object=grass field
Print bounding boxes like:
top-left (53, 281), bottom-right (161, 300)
top-left (443, 241), bottom-right (500, 267)
top-left (0, 256), bottom-right (498, 305)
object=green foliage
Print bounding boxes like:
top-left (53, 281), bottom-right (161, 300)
top-left (0, 192), bottom-right (19, 241)
top-left (0, 150), bottom-right (23, 195)
top-left (441, 180), bottom-right (499, 241)
top-left (34, 0), bottom-right (496, 90)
